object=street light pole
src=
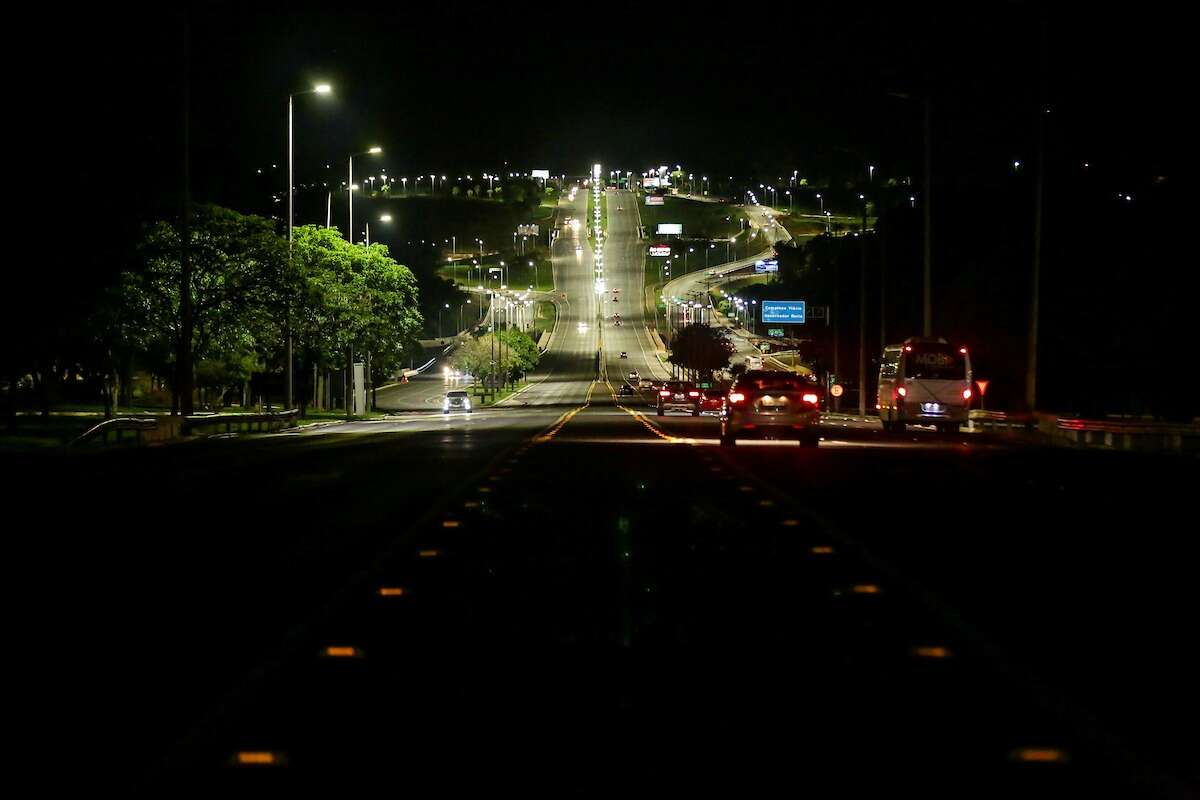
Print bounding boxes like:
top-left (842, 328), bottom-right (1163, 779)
top-left (286, 83), bottom-right (332, 411)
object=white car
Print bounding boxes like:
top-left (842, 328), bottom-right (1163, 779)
top-left (628, 369), bottom-right (640, 381)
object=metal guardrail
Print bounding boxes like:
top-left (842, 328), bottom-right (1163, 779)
top-left (1055, 416), bottom-right (1199, 452)
top-left (968, 410), bottom-right (1037, 431)
top-left (69, 417), bottom-right (160, 447)
top-left (183, 409), bottom-right (300, 436)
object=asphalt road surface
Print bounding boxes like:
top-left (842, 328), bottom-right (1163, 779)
top-left (14, 191), bottom-right (1199, 797)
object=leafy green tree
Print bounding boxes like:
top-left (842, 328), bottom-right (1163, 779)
top-left (498, 328), bottom-right (539, 379)
top-left (120, 205), bottom-right (287, 411)
top-left (668, 323), bottom-right (734, 380)
top-left (450, 336), bottom-right (493, 387)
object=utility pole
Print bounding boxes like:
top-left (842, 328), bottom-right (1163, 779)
top-left (922, 94), bottom-right (933, 337)
top-left (859, 195), bottom-right (868, 417)
top-left (178, 10), bottom-right (194, 417)
top-left (1026, 16), bottom-right (1048, 412)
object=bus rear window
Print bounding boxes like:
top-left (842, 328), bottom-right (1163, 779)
top-left (904, 345), bottom-right (965, 380)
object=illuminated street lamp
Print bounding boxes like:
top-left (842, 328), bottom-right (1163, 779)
top-left (348, 146), bottom-right (382, 243)
top-left (364, 213), bottom-right (391, 246)
top-left (285, 81), bottom-right (333, 411)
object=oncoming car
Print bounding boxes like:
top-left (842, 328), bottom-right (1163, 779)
top-left (443, 390), bottom-right (472, 414)
top-left (721, 370), bottom-right (822, 446)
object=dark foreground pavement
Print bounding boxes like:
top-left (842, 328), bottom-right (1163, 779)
top-left (11, 397), bottom-right (1198, 797)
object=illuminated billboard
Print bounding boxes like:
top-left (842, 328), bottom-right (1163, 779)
top-left (648, 245), bottom-right (671, 256)
top-left (531, 169), bottom-right (550, 179)
top-left (645, 195), bottom-right (664, 205)
top-left (657, 223), bottom-right (682, 235)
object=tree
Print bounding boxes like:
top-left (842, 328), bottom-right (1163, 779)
top-left (450, 336), bottom-right (492, 387)
top-left (668, 323), bottom-right (734, 380)
top-left (498, 328), bottom-right (540, 379)
top-left (120, 204), bottom-right (287, 411)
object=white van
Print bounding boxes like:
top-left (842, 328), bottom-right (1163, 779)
top-left (877, 337), bottom-right (973, 432)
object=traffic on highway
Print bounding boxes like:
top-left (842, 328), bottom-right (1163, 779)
top-left (16, 8), bottom-right (1196, 799)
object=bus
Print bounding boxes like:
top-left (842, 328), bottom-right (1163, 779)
top-left (877, 337), bottom-right (973, 433)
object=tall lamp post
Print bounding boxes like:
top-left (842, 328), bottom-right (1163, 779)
top-left (348, 146), bottom-right (382, 243)
top-left (287, 82), bottom-right (332, 411)
top-left (365, 213), bottom-right (391, 247)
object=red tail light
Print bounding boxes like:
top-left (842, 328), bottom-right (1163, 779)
top-left (802, 393), bottom-right (819, 404)
top-left (659, 389), bottom-right (671, 397)
top-left (962, 388), bottom-right (972, 400)
top-left (896, 386), bottom-right (907, 397)
top-left (959, 347), bottom-right (968, 354)
top-left (728, 392), bottom-right (745, 404)
top-left (687, 391), bottom-right (700, 397)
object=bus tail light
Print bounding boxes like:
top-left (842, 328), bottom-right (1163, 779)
top-left (896, 386), bottom-right (907, 398)
top-left (802, 393), bottom-right (819, 405)
top-left (728, 392), bottom-right (745, 404)
top-left (962, 388), bottom-right (972, 400)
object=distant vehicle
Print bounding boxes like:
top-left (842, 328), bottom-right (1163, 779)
top-left (629, 369), bottom-right (640, 381)
top-left (721, 370), bottom-right (821, 447)
top-left (618, 384), bottom-right (635, 396)
top-left (619, 351), bottom-right (628, 358)
top-left (746, 355), bottom-right (764, 370)
top-left (877, 337), bottom-right (973, 433)
top-left (443, 390), bottom-right (472, 414)
top-left (699, 388), bottom-right (725, 416)
top-left (657, 381), bottom-right (701, 417)
top-left (575, 245), bottom-right (583, 254)
top-left (611, 294), bottom-right (618, 302)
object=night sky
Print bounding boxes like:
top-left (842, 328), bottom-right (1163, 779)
top-left (47, 4), bottom-right (1183, 212)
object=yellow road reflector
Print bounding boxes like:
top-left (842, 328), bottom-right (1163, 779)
top-left (1011, 747), bottom-right (1068, 763)
top-left (811, 546), bottom-right (834, 554)
top-left (478, 486), bottom-right (492, 493)
top-left (463, 501), bottom-right (479, 509)
top-left (758, 499), bottom-right (775, 507)
top-left (851, 584), bottom-right (882, 594)
top-left (738, 485), bottom-right (754, 492)
top-left (418, 549), bottom-right (441, 558)
top-left (781, 519), bottom-right (800, 527)
top-left (377, 587), bottom-right (406, 597)
top-left (913, 646), bottom-right (952, 659)
top-left (441, 520), bottom-right (462, 529)
top-left (235, 751), bottom-right (280, 766)
top-left (322, 646), bottom-right (360, 658)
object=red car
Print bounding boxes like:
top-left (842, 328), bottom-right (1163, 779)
top-left (699, 388), bottom-right (725, 415)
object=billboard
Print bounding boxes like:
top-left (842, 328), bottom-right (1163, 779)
top-left (761, 300), bottom-right (806, 324)
top-left (531, 169), bottom-right (550, 180)
top-left (754, 258), bottom-right (779, 273)
top-left (645, 195), bottom-right (665, 206)
top-left (642, 177), bottom-right (661, 188)
top-left (657, 223), bottom-right (683, 235)
top-left (517, 224), bottom-right (539, 236)
top-left (592, 164), bottom-right (602, 179)
top-left (648, 245), bottom-right (671, 257)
